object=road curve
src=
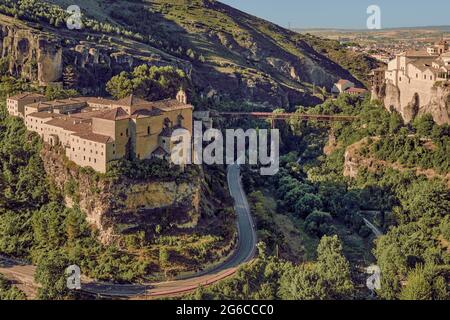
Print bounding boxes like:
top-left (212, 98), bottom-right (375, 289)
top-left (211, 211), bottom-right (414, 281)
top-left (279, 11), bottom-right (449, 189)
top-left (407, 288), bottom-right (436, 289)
top-left (0, 165), bottom-right (257, 298)
top-left (363, 218), bottom-right (383, 237)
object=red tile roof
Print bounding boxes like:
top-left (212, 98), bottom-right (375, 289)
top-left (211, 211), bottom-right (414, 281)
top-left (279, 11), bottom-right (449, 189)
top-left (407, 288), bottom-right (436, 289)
top-left (92, 107), bottom-right (129, 121)
top-left (116, 94), bottom-right (152, 107)
top-left (71, 132), bottom-right (114, 144)
top-left (345, 87), bottom-right (368, 94)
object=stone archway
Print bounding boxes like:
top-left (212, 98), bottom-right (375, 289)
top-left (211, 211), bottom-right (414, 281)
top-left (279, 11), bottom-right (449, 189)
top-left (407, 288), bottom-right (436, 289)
top-left (411, 93), bottom-right (420, 119)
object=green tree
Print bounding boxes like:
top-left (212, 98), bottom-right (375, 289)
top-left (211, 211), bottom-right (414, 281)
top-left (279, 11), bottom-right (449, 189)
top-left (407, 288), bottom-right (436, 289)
top-left (106, 65), bottom-right (187, 101)
top-left (293, 193), bottom-right (322, 218)
top-left (315, 235), bottom-right (354, 299)
top-left (34, 251), bottom-right (71, 300)
top-left (279, 264), bottom-right (323, 300)
top-left (400, 265), bottom-right (449, 300)
top-left (413, 114), bottom-right (435, 137)
top-left (0, 274), bottom-right (27, 300)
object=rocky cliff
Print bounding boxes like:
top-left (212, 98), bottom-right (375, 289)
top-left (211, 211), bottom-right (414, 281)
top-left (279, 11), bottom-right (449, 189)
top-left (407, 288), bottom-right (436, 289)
top-left (382, 81), bottom-right (450, 125)
top-left (0, 17), bottom-right (62, 85)
top-left (40, 145), bottom-right (233, 245)
top-left (344, 137), bottom-right (450, 187)
top-left (0, 14), bottom-right (189, 94)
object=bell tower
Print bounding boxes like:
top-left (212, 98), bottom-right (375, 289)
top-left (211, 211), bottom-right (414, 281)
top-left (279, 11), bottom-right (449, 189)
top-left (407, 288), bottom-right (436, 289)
top-left (176, 88), bottom-right (188, 104)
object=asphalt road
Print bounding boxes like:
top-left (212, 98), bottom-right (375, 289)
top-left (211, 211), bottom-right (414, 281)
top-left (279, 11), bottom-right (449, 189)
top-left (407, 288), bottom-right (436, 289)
top-left (363, 218), bottom-right (383, 237)
top-left (0, 165), bottom-right (257, 298)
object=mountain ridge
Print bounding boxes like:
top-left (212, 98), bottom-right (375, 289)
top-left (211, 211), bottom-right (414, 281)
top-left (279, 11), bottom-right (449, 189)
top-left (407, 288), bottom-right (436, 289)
top-left (0, 0), bottom-right (379, 109)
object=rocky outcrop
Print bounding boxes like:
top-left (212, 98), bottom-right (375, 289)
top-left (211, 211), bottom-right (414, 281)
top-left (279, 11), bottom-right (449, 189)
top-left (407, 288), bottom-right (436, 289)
top-left (0, 15), bottom-right (190, 95)
top-left (40, 146), bottom-right (205, 244)
top-left (422, 84), bottom-right (450, 125)
top-left (382, 81), bottom-right (450, 125)
top-left (344, 138), bottom-right (450, 187)
top-left (0, 23), bottom-right (62, 85)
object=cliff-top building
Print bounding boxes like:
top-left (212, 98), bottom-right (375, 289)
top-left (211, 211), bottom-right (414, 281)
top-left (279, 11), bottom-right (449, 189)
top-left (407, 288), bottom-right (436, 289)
top-left (7, 90), bottom-right (193, 173)
top-left (372, 39), bottom-right (450, 124)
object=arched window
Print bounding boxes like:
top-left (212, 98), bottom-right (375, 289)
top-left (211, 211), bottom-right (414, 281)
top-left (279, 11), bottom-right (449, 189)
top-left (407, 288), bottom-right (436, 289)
top-left (147, 126), bottom-right (150, 135)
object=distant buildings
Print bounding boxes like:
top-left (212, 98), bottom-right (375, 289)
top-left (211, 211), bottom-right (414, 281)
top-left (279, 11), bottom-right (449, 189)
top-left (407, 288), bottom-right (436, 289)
top-left (332, 79), bottom-right (355, 94)
top-left (7, 90), bottom-right (193, 173)
top-left (371, 39), bottom-right (450, 124)
top-left (332, 79), bottom-right (368, 97)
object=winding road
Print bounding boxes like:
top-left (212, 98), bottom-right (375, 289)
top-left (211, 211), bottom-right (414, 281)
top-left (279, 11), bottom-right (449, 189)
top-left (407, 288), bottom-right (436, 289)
top-left (363, 218), bottom-right (383, 238)
top-left (0, 165), bottom-right (257, 299)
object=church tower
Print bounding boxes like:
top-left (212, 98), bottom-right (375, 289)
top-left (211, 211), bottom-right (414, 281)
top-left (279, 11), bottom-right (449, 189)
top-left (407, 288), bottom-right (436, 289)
top-left (176, 88), bottom-right (188, 104)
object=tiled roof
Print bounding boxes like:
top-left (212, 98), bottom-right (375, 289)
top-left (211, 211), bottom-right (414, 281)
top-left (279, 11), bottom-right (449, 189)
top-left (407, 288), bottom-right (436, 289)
top-left (82, 97), bottom-right (116, 105)
top-left (27, 112), bottom-right (63, 119)
top-left (116, 94), bottom-right (152, 107)
top-left (45, 118), bottom-right (92, 133)
top-left (337, 79), bottom-right (352, 85)
top-left (71, 132), bottom-right (113, 144)
top-left (404, 50), bottom-right (436, 57)
top-left (131, 108), bottom-right (162, 118)
top-left (151, 99), bottom-right (193, 112)
top-left (8, 92), bottom-right (45, 101)
top-left (92, 107), bottom-right (129, 120)
top-left (26, 98), bottom-right (87, 110)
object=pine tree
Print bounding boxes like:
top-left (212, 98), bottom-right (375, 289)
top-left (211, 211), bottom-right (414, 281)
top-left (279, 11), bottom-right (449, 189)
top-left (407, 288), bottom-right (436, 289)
top-left (63, 65), bottom-right (78, 89)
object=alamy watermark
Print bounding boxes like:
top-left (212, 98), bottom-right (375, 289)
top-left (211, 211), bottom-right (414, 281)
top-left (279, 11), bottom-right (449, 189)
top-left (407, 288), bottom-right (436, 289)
top-left (66, 5), bottom-right (83, 30)
top-left (66, 264), bottom-right (81, 290)
top-left (367, 5), bottom-right (381, 30)
top-left (170, 121), bottom-right (280, 176)
top-left (366, 265), bottom-right (381, 292)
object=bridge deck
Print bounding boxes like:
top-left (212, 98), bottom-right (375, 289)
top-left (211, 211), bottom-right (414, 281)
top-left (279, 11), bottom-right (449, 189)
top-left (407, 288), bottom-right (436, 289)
top-left (218, 112), bottom-right (358, 122)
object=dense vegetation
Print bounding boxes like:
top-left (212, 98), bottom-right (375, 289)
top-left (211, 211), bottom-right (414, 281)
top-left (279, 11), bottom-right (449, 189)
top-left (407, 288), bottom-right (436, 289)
top-left (0, 273), bottom-right (26, 300)
top-left (285, 97), bottom-right (449, 300)
top-left (0, 104), bottom-right (153, 299)
top-left (191, 236), bottom-right (355, 300)
top-left (217, 94), bottom-right (449, 300)
top-left (106, 65), bottom-right (188, 100)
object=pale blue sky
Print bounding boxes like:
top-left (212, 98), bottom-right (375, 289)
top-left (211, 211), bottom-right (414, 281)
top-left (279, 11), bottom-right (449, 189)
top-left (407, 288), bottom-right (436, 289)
top-left (220, 0), bottom-right (450, 29)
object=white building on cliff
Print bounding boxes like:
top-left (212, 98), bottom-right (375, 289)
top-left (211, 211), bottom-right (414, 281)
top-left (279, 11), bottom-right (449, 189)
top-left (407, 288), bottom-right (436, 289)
top-left (379, 40), bottom-right (450, 124)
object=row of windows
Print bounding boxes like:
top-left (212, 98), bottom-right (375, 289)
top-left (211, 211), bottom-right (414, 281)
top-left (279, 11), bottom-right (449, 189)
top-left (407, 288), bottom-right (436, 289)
top-left (399, 74), bottom-right (435, 82)
top-left (71, 138), bottom-right (105, 149)
top-left (27, 118), bottom-right (44, 124)
top-left (72, 147), bottom-right (104, 156)
top-left (73, 154), bottom-right (98, 164)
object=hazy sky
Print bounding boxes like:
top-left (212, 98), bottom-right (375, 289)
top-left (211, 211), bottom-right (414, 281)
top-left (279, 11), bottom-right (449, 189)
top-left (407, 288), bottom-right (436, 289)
top-left (220, 0), bottom-right (450, 29)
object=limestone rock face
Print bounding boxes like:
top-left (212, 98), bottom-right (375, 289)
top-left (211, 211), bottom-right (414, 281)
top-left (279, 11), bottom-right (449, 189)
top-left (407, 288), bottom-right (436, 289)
top-left (0, 24), bottom-right (63, 85)
top-left (37, 37), bottom-right (63, 85)
top-left (0, 17), bottom-right (188, 95)
top-left (40, 146), bottom-right (203, 244)
top-left (383, 81), bottom-right (450, 125)
top-left (423, 85), bottom-right (450, 125)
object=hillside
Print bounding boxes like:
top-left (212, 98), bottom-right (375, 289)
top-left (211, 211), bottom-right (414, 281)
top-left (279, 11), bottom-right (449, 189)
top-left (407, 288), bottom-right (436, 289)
top-left (0, 0), bottom-right (374, 109)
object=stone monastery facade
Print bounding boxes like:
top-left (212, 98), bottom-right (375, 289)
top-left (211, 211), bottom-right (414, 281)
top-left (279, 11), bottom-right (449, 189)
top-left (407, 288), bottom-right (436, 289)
top-left (7, 90), bottom-right (193, 173)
